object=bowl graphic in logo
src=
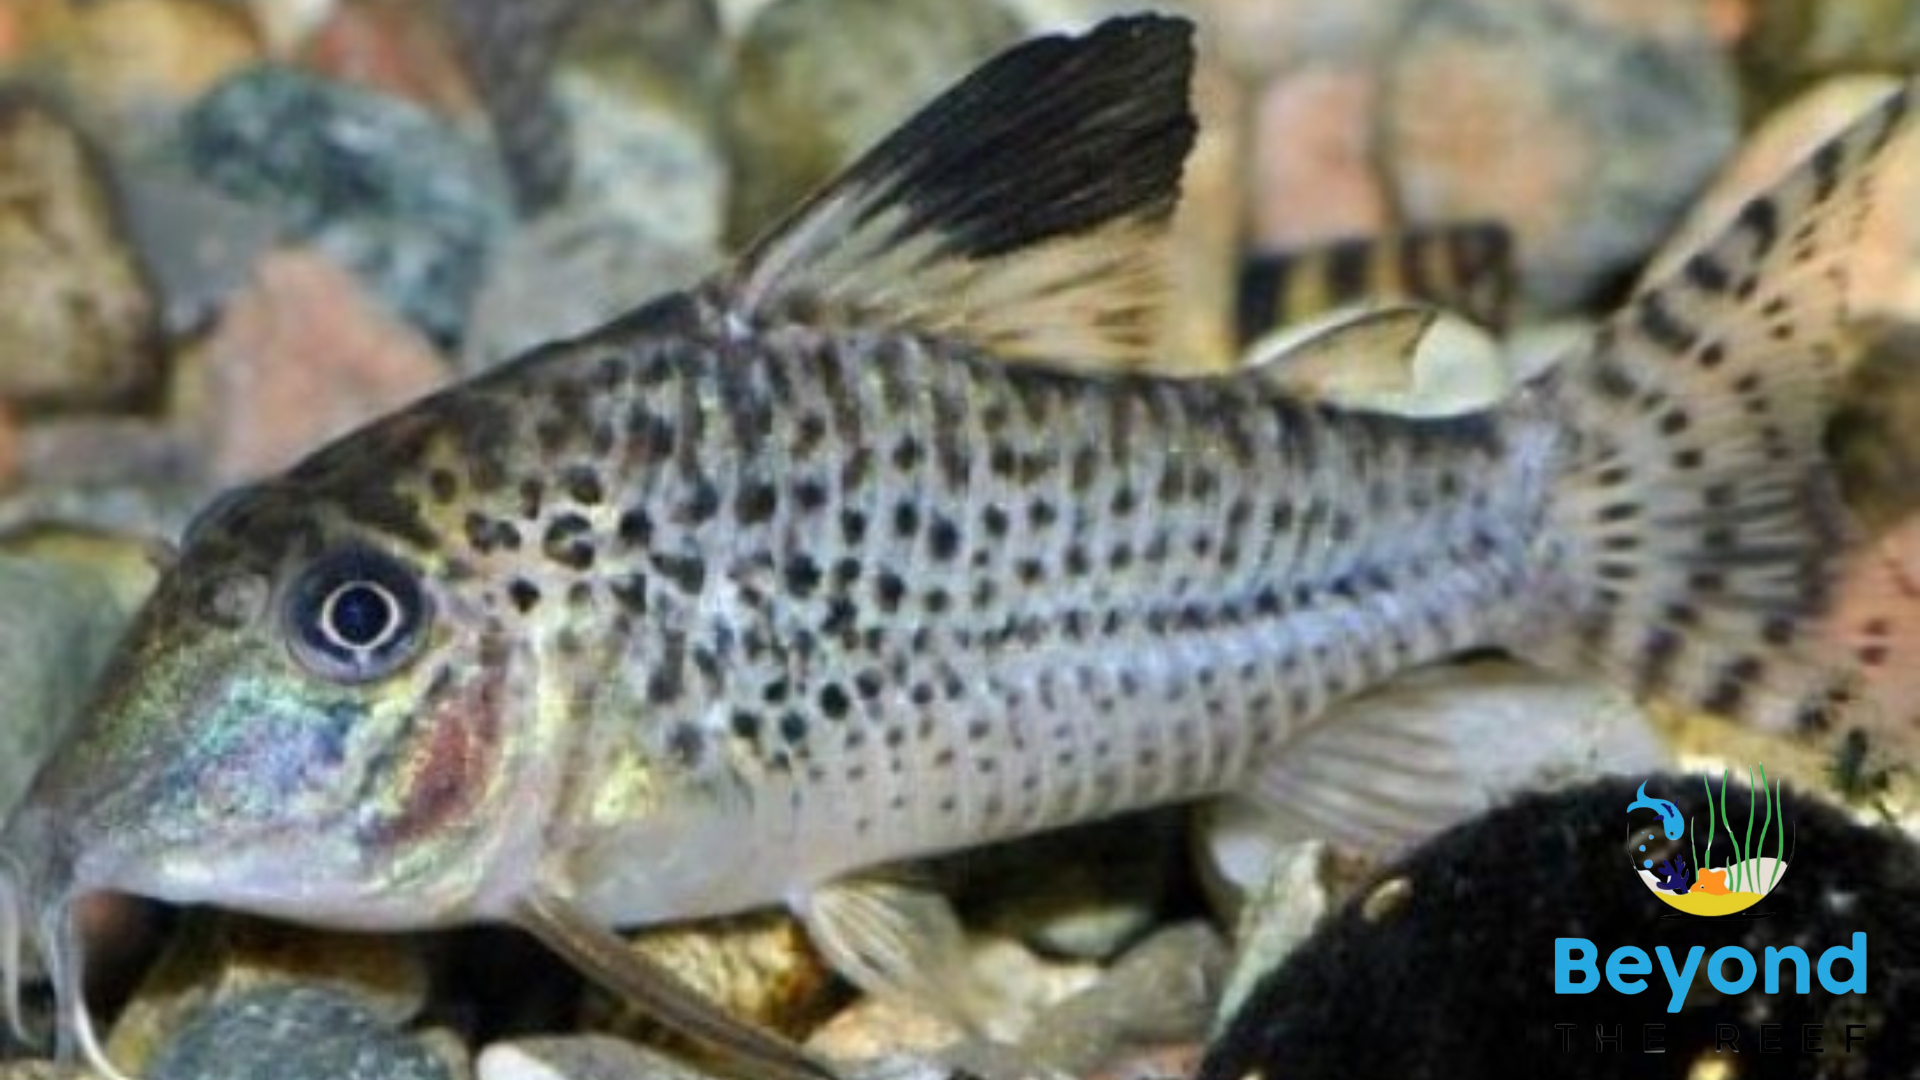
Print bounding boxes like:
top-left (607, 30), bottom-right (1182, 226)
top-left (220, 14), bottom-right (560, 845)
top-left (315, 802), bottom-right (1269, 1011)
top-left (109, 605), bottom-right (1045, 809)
top-left (1627, 766), bottom-right (1790, 917)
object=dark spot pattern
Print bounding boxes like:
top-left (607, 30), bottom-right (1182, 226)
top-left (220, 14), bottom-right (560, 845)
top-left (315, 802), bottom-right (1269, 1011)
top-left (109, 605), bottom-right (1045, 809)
top-left (346, 302), bottom-right (1548, 881)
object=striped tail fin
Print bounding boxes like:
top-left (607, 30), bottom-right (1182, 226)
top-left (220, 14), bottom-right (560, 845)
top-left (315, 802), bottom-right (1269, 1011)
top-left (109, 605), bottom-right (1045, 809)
top-left (1520, 81), bottom-right (1915, 745)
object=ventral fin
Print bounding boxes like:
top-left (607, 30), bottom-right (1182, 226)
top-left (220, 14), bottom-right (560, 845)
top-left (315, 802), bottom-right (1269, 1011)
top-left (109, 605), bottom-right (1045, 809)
top-left (793, 875), bottom-right (988, 1025)
top-left (724, 15), bottom-right (1197, 372)
top-left (1238, 305), bottom-right (1511, 416)
top-left (1242, 673), bottom-right (1491, 853)
top-left (515, 893), bottom-right (839, 1080)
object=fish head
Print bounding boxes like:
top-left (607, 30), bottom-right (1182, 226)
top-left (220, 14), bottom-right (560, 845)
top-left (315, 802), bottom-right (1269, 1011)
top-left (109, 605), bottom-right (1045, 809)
top-left (1, 423), bottom-right (562, 1020)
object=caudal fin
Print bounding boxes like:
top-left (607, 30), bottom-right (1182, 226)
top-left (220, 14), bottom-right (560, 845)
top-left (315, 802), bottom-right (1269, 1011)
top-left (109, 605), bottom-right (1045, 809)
top-left (1825, 521), bottom-right (1920, 761)
top-left (1523, 82), bottom-right (1915, 739)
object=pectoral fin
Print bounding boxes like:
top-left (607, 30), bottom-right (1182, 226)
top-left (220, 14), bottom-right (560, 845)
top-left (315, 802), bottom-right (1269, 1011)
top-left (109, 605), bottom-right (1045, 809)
top-left (515, 893), bottom-right (838, 1080)
top-left (793, 875), bottom-right (985, 1024)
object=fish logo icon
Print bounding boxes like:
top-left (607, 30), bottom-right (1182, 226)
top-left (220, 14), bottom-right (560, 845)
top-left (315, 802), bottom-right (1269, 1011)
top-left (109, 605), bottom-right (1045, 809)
top-left (1628, 767), bottom-right (1790, 917)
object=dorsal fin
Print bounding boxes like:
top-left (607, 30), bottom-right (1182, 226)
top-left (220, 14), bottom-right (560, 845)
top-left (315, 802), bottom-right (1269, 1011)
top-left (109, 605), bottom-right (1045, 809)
top-left (722, 15), bottom-right (1197, 372)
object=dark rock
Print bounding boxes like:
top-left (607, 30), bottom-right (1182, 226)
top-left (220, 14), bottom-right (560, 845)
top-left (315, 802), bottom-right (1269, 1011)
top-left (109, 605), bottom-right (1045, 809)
top-left (15, 418), bottom-right (203, 492)
top-left (108, 912), bottom-right (431, 1073)
top-left (176, 65), bottom-right (511, 346)
top-left (148, 985), bottom-right (452, 1080)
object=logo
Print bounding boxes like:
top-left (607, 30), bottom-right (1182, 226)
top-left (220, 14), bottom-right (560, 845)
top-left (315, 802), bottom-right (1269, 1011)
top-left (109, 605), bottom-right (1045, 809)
top-left (1627, 765), bottom-right (1789, 917)
top-left (1555, 768), bottom-right (1867, 1028)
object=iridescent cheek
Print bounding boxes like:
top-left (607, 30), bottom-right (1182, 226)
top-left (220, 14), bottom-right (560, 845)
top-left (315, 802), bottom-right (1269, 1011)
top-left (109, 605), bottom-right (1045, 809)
top-left (257, 710), bottom-right (351, 791)
top-left (192, 701), bottom-right (357, 822)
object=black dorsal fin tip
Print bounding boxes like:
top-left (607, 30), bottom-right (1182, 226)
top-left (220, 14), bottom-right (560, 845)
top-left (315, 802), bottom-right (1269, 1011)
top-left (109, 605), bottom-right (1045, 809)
top-left (862, 13), bottom-right (1198, 260)
top-left (727, 15), bottom-right (1199, 370)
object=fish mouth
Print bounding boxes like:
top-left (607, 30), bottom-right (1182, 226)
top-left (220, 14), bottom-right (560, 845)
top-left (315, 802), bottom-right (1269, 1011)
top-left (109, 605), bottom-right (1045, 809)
top-left (0, 809), bottom-right (442, 1080)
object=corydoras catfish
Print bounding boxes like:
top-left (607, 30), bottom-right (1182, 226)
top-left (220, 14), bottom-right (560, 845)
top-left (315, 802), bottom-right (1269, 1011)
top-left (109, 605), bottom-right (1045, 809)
top-left (3, 16), bottom-right (1916, 1079)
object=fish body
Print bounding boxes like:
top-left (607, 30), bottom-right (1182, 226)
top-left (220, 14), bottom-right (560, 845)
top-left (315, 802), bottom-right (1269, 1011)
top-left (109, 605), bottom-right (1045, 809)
top-left (2, 16), bottom-right (1914, 1078)
top-left (1627, 781), bottom-right (1686, 840)
top-left (460, 292), bottom-right (1541, 926)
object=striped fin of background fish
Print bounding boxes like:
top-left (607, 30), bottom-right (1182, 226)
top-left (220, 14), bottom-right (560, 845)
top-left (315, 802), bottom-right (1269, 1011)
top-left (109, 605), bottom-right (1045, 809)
top-left (1236, 223), bottom-right (1516, 347)
top-left (439, 0), bottom-right (584, 212)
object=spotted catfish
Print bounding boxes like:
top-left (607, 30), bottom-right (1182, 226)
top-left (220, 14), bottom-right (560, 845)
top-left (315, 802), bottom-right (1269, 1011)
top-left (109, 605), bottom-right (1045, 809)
top-left (3, 15), bottom-right (1915, 1080)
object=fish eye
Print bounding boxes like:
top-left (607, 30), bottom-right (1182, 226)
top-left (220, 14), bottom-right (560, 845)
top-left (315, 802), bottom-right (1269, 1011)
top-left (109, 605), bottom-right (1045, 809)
top-left (285, 547), bottom-right (431, 684)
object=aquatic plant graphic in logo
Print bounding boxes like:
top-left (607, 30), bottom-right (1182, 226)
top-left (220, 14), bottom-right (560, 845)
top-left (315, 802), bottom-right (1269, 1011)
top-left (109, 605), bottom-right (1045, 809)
top-left (1627, 767), bottom-right (1791, 916)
